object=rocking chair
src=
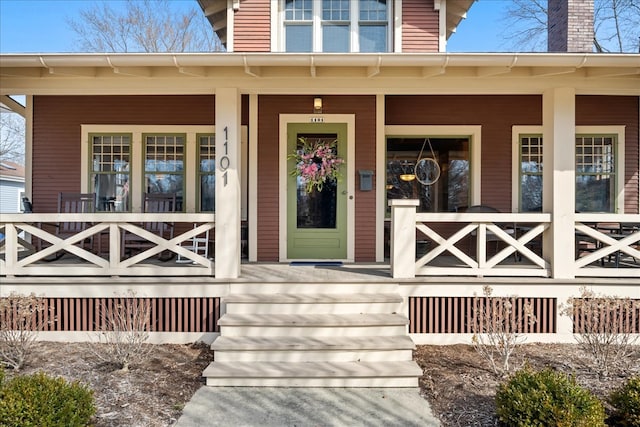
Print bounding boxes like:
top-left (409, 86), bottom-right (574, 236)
top-left (121, 192), bottom-right (176, 260)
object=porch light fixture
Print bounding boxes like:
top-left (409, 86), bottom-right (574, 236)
top-left (400, 173), bottom-right (416, 182)
top-left (313, 97), bottom-right (323, 113)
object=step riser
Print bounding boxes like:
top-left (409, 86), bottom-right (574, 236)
top-left (225, 303), bottom-right (401, 315)
top-left (214, 350), bottom-right (413, 363)
top-left (205, 377), bottom-right (419, 387)
top-left (221, 325), bottom-right (407, 337)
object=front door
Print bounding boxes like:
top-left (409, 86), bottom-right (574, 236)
top-left (287, 122), bottom-right (348, 259)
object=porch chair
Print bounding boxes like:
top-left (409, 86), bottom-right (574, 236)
top-left (121, 192), bottom-right (176, 260)
top-left (459, 205), bottom-right (517, 261)
top-left (176, 223), bottom-right (210, 264)
top-left (42, 192), bottom-right (97, 260)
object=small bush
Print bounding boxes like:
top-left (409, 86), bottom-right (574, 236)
top-left (609, 376), bottom-right (640, 427)
top-left (471, 285), bottom-right (536, 377)
top-left (561, 287), bottom-right (639, 378)
top-left (0, 371), bottom-right (95, 427)
top-left (0, 292), bottom-right (53, 370)
top-left (88, 291), bottom-right (152, 372)
top-left (496, 366), bottom-right (605, 427)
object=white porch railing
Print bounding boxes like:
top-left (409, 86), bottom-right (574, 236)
top-left (0, 213), bottom-right (214, 277)
top-left (575, 214), bottom-right (640, 278)
top-left (413, 212), bottom-right (551, 277)
top-left (390, 200), bottom-right (639, 279)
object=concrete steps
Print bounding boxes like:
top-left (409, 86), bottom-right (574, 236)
top-left (203, 286), bottom-right (421, 387)
top-left (212, 335), bottom-right (415, 362)
top-left (203, 361), bottom-right (422, 387)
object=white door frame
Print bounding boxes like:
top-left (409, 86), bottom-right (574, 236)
top-left (279, 114), bottom-right (356, 262)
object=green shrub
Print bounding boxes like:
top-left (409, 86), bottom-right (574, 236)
top-left (0, 371), bottom-right (96, 427)
top-left (496, 366), bottom-right (605, 427)
top-left (609, 376), bottom-right (640, 427)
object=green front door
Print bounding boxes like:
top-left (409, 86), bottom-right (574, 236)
top-left (287, 123), bottom-right (348, 259)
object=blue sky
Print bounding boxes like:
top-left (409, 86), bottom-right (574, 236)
top-left (0, 0), bottom-right (509, 53)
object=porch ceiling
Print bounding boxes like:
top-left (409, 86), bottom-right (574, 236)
top-left (1, 53), bottom-right (638, 98)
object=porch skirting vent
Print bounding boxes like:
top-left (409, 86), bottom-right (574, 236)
top-left (409, 296), bottom-right (557, 334)
top-left (6, 297), bottom-right (221, 333)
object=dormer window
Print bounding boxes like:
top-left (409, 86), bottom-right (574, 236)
top-left (283, 0), bottom-right (390, 53)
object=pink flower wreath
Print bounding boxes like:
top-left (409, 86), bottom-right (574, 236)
top-left (289, 137), bottom-right (344, 193)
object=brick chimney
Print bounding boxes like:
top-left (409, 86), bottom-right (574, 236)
top-left (548, 0), bottom-right (594, 52)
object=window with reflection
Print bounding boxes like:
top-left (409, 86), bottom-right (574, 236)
top-left (284, 0), bottom-right (389, 52)
top-left (144, 134), bottom-right (185, 211)
top-left (520, 135), bottom-right (543, 212)
top-left (576, 135), bottom-right (616, 212)
top-left (198, 134), bottom-right (215, 212)
top-left (386, 138), bottom-right (470, 214)
top-left (90, 134), bottom-right (131, 212)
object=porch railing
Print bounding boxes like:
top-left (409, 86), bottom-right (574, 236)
top-left (574, 214), bottom-right (640, 278)
top-left (0, 213), bottom-right (214, 277)
top-left (390, 200), bottom-right (639, 279)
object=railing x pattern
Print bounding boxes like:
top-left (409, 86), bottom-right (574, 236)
top-left (0, 213), bottom-right (215, 277)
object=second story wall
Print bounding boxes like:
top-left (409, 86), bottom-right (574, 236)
top-left (234, 0), bottom-right (271, 52)
top-left (402, 0), bottom-right (439, 52)
top-left (230, 0), bottom-right (442, 53)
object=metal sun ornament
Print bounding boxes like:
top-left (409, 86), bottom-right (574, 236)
top-left (290, 137), bottom-right (344, 193)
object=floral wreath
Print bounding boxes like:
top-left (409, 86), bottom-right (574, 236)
top-left (289, 137), bottom-right (344, 193)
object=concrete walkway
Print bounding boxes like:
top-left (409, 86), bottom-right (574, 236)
top-left (175, 387), bottom-right (440, 427)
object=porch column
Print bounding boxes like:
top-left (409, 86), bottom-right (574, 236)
top-left (215, 88), bottom-right (242, 279)
top-left (389, 199), bottom-right (419, 279)
top-left (543, 88), bottom-right (576, 279)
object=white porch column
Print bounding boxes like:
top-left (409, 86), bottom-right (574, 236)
top-left (543, 88), bottom-right (576, 279)
top-left (389, 199), bottom-right (419, 279)
top-left (215, 88), bottom-right (242, 279)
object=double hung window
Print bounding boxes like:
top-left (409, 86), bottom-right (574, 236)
top-left (575, 135), bottom-right (616, 213)
top-left (283, 0), bottom-right (390, 52)
top-left (514, 127), bottom-right (623, 213)
top-left (144, 134), bottom-right (185, 211)
top-left (518, 135), bottom-right (543, 212)
top-left (90, 134), bottom-right (131, 212)
top-left (198, 134), bottom-right (215, 212)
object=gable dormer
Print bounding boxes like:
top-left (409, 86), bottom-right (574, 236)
top-left (198, 0), bottom-right (473, 53)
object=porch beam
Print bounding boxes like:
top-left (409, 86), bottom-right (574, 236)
top-left (215, 88), bottom-right (242, 278)
top-left (543, 87), bottom-right (576, 279)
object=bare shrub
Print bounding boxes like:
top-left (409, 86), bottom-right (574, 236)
top-left (561, 286), bottom-right (639, 378)
top-left (0, 292), bottom-right (52, 370)
top-left (471, 285), bottom-right (537, 377)
top-left (88, 292), bottom-right (152, 372)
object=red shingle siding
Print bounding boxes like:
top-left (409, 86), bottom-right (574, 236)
top-left (234, 0), bottom-right (271, 52)
top-left (32, 95), bottom-right (215, 213)
top-left (386, 95), bottom-right (543, 212)
top-left (257, 95), bottom-right (377, 262)
top-left (402, 0), bottom-right (439, 52)
top-left (576, 95), bottom-right (639, 214)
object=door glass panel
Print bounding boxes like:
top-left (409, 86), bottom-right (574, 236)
top-left (296, 134), bottom-right (338, 229)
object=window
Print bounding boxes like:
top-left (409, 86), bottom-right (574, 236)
top-left (198, 134), bottom-right (215, 212)
top-left (386, 137), bottom-right (470, 214)
top-left (90, 134), bottom-right (131, 212)
top-left (519, 135), bottom-right (543, 212)
top-left (512, 126), bottom-right (625, 213)
top-left (283, 0), bottom-right (390, 52)
top-left (144, 134), bottom-right (185, 210)
top-left (359, 0), bottom-right (389, 52)
top-left (576, 135), bottom-right (616, 212)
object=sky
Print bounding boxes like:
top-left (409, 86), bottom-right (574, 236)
top-left (0, 0), bottom-right (509, 54)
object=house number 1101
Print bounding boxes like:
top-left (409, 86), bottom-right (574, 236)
top-left (220, 126), bottom-right (230, 186)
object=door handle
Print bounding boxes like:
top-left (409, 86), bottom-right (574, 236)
top-left (342, 190), bottom-right (347, 195)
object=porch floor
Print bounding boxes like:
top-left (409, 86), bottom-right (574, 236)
top-left (4, 258), bottom-right (638, 286)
